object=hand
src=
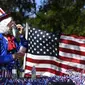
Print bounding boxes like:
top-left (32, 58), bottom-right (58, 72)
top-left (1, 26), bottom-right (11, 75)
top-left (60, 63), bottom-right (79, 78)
top-left (16, 24), bottom-right (24, 34)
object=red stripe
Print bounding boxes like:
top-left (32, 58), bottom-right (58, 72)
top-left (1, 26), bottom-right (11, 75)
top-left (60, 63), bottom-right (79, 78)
top-left (59, 55), bottom-right (85, 64)
top-left (26, 57), bottom-right (85, 73)
top-left (59, 47), bottom-right (85, 56)
top-left (60, 39), bottom-right (85, 47)
top-left (24, 74), bottom-right (31, 78)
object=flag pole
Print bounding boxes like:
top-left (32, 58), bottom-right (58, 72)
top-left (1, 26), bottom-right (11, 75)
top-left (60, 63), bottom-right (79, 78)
top-left (21, 22), bottom-right (29, 77)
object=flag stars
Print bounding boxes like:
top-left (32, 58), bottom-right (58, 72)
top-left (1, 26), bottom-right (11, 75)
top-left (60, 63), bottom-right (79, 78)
top-left (30, 30), bottom-right (33, 33)
top-left (28, 49), bottom-right (30, 52)
top-left (32, 33), bottom-right (34, 36)
top-left (50, 52), bottom-right (52, 55)
top-left (34, 37), bottom-right (37, 39)
top-left (46, 44), bottom-right (49, 46)
top-left (30, 41), bottom-right (32, 44)
top-left (43, 41), bottom-right (45, 43)
top-left (53, 50), bottom-right (55, 53)
top-left (40, 32), bottom-right (43, 34)
top-left (39, 43), bottom-right (42, 45)
top-left (32, 39), bottom-right (34, 42)
top-left (28, 27), bottom-right (58, 56)
top-left (37, 51), bottom-right (40, 54)
top-left (28, 38), bottom-right (30, 41)
top-left (37, 46), bottom-right (39, 48)
top-left (32, 50), bottom-right (34, 53)
top-left (28, 44), bottom-right (30, 46)
top-left (30, 35), bottom-right (32, 38)
top-left (34, 42), bottom-right (36, 45)
top-left (45, 38), bottom-right (48, 41)
top-left (35, 31), bottom-right (37, 34)
top-left (55, 37), bottom-right (57, 40)
top-left (40, 49), bottom-right (43, 51)
top-left (49, 47), bottom-right (52, 49)
top-left (29, 32), bottom-right (31, 35)
top-left (48, 36), bottom-right (51, 39)
top-left (34, 48), bottom-right (36, 51)
top-left (44, 51), bottom-right (46, 54)
top-left (39, 37), bottom-right (42, 40)
top-left (51, 39), bottom-right (54, 42)
top-left (46, 33), bottom-right (49, 36)
top-left (53, 34), bottom-right (55, 37)
top-left (33, 28), bottom-right (35, 30)
top-left (37, 34), bottom-right (39, 37)
top-left (43, 46), bottom-right (46, 49)
top-left (36, 40), bottom-right (39, 43)
top-left (32, 45), bottom-right (34, 47)
top-left (43, 35), bottom-right (45, 38)
top-left (47, 49), bottom-right (49, 52)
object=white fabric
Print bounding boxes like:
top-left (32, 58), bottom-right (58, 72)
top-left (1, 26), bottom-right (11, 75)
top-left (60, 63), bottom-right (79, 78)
top-left (0, 17), bottom-right (12, 33)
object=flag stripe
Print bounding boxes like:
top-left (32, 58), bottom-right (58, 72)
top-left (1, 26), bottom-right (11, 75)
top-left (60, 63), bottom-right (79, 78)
top-left (59, 55), bottom-right (85, 65)
top-left (58, 34), bottom-right (85, 75)
top-left (59, 51), bottom-right (85, 60)
top-left (61, 34), bottom-right (85, 43)
top-left (60, 39), bottom-right (85, 47)
top-left (59, 47), bottom-right (85, 56)
top-left (59, 43), bottom-right (85, 52)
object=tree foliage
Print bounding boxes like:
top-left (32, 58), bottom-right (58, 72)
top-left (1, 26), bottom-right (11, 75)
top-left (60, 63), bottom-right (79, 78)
top-left (28, 0), bottom-right (85, 36)
top-left (0, 0), bottom-right (36, 23)
top-left (1, 0), bottom-right (85, 35)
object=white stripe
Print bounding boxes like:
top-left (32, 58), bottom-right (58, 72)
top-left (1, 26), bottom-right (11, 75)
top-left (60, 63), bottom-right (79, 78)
top-left (59, 51), bottom-right (85, 60)
top-left (26, 53), bottom-right (57, 60)
top-left (26, 62), bottom-right (58, 70)
top-left (61, 35), bottom-right (85, 43)
top-left (59, 43), bottom-right (85, 51)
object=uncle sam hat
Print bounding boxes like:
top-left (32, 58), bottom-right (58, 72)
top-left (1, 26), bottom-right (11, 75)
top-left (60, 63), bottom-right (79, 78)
top-left (0, 8), bottom-right (13, 33)
top-left (0, 8), bottom-right (12, 25)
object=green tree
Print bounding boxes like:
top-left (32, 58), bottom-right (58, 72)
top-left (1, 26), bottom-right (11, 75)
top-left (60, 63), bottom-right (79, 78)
top-left (0, 0), bottom-right (36, 23)
top-left (28, 0), bottom-right (85, 36)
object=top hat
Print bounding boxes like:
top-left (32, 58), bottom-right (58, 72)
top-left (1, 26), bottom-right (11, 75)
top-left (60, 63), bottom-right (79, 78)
top-left (0, 8), bottom-right (11, 22)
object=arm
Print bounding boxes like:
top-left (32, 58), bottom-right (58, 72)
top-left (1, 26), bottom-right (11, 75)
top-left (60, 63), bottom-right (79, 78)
top-left (14, 24), bottom-right (28, 58)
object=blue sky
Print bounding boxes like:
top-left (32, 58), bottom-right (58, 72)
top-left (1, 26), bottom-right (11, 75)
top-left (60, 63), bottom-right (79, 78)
top-left (35, 0), bottom-right (42, 6)
top-left (25, 0), bottom-right (43, 17)
top-left (35, 0), bottom-right (42, 11)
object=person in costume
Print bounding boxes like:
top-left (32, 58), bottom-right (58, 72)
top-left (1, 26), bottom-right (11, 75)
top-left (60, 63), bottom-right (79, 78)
top-left (0, 8), bottom-right (28, 77)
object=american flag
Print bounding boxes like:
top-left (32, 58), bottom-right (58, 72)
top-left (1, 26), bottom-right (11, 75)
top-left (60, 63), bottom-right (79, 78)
top-left (24, 27), bottom-right (59, 77)
top-left (24, 27), bottom-right (85, 77)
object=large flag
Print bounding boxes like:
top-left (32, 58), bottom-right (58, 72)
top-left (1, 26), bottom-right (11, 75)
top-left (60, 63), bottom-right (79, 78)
top-left (59, 34), bottom-right (85, 76)
top-left (24, 27), bottom-right (59, 77)
top-left (24, 27), bottom-right (85, 77)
